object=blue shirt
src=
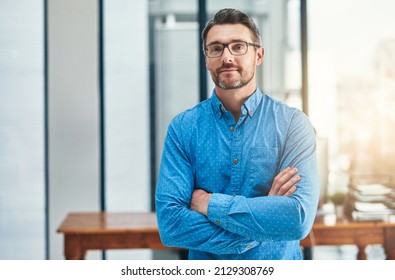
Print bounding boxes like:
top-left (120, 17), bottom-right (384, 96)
top-left (155, 89), bottom-right (320, 260)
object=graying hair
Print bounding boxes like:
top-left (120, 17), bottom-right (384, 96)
top-left (201, 8), bottom-right (262, 48)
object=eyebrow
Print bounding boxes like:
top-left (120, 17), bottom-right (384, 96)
top-left (206, 39), bottom-right (246, 46)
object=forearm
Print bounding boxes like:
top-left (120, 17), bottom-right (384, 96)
top-left (156, 193), bottom-right (259, 254)
top-left (207, 193), bottom-right (316, 242)
top-left (191, 164), bottom-right (317, 242)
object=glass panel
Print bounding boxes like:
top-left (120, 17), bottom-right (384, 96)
top-left (284, 0), bottom-right (302, 110)
top-left (0, 0), bottom-right (45, 259)
top-left (150, 0), bottom-right (199, 170)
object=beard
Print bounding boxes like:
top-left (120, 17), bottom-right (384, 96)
top-left (211, 63), bottom-right (254, 90)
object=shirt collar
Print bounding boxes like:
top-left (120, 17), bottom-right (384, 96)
top-left (243, 88), bottom-right (264, 117)
top-left (210, 88), bottom-right (264, 119)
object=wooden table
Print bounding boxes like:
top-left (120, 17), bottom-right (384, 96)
top-left (57, 212), bottom-right (168, 259)
top-left (300, 215), bottom-right (395, 260)
top-left (57, 212), bottom-right (395, 260)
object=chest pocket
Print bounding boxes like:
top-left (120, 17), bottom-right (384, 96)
top-left (248, 147), bottom-right (279, 196)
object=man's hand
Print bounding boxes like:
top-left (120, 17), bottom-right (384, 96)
top-left (190, 189), bottom-right (212, 216)
top-left (269, 167), bottom-right (300, 196)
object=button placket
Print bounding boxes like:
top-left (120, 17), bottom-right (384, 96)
top-left (229, 123), bottom-right (242, 195)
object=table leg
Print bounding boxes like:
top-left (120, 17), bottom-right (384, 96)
top-left (384, 227), bottom-right (395, 260)
top-left (356, 245), bottom-right (367, 260)
top-left (64, 234), bottom-right (87, 260)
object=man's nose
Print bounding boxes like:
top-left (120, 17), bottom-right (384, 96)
top-left (221, 46), bottom-right (234, 63)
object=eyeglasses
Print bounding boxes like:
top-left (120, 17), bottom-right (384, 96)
top-left (204, 40), bottom-right (261, 58)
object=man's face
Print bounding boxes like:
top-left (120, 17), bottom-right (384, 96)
top-left (205, 24), bottom-right (264, 90)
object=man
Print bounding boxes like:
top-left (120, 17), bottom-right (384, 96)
top-left (155, 8), bottom-right (319, 260)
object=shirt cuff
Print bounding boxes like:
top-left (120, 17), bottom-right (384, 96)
top-left (240, 241), bottom-right (260, 253)
top-left (207, 193), bottom-right (232, 230)
top-left (207, 193), bottom-right (260, 254)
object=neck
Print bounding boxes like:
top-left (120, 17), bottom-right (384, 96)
top-left (216, 84), bottom-right (256, 123)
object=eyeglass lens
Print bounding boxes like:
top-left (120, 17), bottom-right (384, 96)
top-left (206, 42), bottom-right (248, 57)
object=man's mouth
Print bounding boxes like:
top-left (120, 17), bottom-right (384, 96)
top-left (218, 67), bottom-right (238, 74)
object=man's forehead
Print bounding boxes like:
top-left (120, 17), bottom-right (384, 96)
top-left (206, 24), bottom-right (254, 44)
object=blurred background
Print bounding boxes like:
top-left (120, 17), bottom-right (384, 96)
top-left (1, 0), bottom-right (395, 260)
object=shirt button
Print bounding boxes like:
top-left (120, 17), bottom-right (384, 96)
top-left (215, 221), bottom-right (220, 225)
top-left (247, 245), bottom-right (253, 249)
top-left (229, 126), bottom-right (235, 132)
top-left (233, 159), bottom-right (239, 164)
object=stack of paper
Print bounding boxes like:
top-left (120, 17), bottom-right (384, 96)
top-left (349, 183), bottom-right (395, 221)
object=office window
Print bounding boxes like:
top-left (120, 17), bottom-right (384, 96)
top-left (0, 0), bottom-right (45, 259)
top-left (308, 0), bottom-right (395, 195)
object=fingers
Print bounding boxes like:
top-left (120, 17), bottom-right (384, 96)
top-left (282, 184), bottom-right (297, 197)
top-left (269, 167), bottom-right (300, 196)
top-left (278, 173), bottom-right (300, 196)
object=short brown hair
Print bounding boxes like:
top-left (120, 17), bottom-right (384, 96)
top-left (201, 8), bottom-right (262, 48)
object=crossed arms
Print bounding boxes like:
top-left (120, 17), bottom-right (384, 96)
top-left (190, 167), bottom-right (300, 216)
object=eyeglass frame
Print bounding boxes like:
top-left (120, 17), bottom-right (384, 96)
top-left (203, 40), bottom-right (262, 58)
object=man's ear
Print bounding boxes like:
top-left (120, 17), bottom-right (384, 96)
top-left (256, 46), bottom-right (264, 65)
